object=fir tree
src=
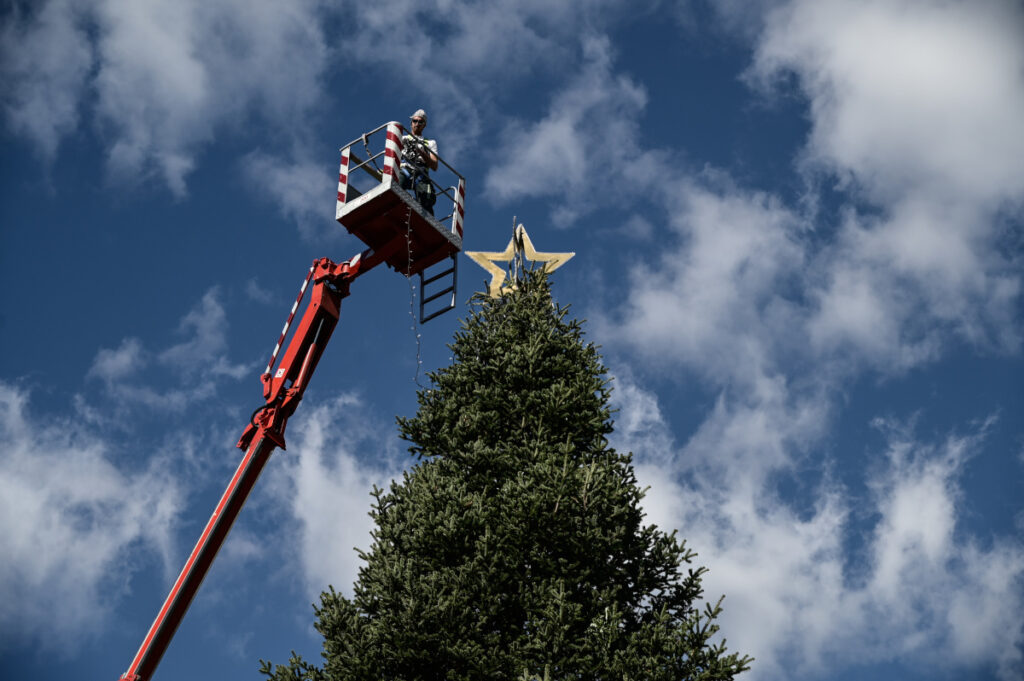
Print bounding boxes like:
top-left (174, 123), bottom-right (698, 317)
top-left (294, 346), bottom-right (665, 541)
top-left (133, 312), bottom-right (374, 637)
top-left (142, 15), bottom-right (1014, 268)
top-left (261, 268), bottom-right (752, 681)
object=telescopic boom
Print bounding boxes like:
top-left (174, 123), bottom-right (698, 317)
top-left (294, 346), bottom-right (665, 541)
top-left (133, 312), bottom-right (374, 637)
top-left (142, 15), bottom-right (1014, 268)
top-left (119, 252), bottom-right (379, 681)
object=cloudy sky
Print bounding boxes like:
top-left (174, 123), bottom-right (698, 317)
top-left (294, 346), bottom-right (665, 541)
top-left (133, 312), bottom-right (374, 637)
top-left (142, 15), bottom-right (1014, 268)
top-left (1, 1), bottom-right (1022, 680)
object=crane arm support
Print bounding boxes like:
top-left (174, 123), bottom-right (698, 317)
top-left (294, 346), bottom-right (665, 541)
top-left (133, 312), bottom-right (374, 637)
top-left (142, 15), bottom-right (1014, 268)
top-left (240, 252), bottom-right (377, 451)
top-left (120, 434), bottom-right (277, 681)
top-left (120, 250), bottom-right (377, 681)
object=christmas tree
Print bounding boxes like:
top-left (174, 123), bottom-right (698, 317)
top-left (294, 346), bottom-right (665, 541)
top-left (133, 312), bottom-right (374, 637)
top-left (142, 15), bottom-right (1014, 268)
top-left (261, 265), bottom-right (752, 681)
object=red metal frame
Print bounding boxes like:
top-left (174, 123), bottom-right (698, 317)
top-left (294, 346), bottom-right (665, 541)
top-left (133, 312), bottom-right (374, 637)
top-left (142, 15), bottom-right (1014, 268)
top-left (119, 251), bottom-right (383, 681)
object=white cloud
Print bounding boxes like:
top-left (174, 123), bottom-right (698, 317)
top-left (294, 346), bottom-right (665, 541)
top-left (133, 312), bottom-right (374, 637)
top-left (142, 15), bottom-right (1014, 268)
top-left (335, 1), bottom-right (648, 161)
top-left (0, 0), bottom-right (92, 160)
top-left (484, 35), bottom-right (647, 225)
top-left (617, 382), bottom-right (1024, 680)
top-left (2, 0), bottom-right (654, 200)
top-left (2, 0), bottom-right (330, 196)
top-left (88, 337), bottom-right (147, 384)
top-left (245, 278), bottom-right (276, 305)
top-left (605, 147), bottom-right (1018, 384)
top-left (807, 199), bottom-right (1022, 369)
top-left (267, 393), bottom-right (405, 597)
top-left (599, 174), bottom-right (807, 388)
top-left (609, 375), bottom-right (687, 532)
top-left (749, 0), bottom-right (1024, 207)
top-left (243, 151), bottom-right (341, 242)
top-left (597, 0), bottom-right (1023, 379)
top-left (159, 287), bottom-right (248, 379)
top-left (86, 335), bottom-right (194, 414)
top-left (740, 0), bottom-right (1024, 361)
top-left (610, 374), bottom-right (674, 464)
top-left (0, 382), bottom-right (182, 651)
top-left (946, 542), bottom-right (1024, 679)
top-left (87, 287), bottom-right (248, 415)
top-left (597, 7), bottom-right (1024, 678)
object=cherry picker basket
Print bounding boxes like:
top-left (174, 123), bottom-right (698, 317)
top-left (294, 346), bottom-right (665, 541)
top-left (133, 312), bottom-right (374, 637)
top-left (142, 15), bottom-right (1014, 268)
top-left (335, 121), bottom-right (465, 279)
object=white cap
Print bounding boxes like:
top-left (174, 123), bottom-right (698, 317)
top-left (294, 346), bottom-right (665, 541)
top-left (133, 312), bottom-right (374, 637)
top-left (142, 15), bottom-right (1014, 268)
top-left (410, 109), bottom-right (427, 123)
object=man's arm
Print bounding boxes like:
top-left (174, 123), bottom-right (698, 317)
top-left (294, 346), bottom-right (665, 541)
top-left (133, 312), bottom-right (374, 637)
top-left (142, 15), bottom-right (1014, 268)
top-left (425, 139), bottom-right (438, 171)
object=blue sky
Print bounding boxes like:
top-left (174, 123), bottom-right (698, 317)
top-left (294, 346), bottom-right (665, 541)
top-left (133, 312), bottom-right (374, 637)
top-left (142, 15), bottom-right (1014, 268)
top-left (1, 1), bottom-right (1022, 680)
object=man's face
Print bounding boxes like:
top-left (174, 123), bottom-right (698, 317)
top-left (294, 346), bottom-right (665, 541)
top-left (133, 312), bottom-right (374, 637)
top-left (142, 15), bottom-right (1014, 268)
top-left (411, 117), bottom-right (425, 135)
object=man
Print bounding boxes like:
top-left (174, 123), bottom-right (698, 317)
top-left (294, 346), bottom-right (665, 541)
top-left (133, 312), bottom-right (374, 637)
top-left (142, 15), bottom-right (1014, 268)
top-left (400, 109), bottom-right (438, 215)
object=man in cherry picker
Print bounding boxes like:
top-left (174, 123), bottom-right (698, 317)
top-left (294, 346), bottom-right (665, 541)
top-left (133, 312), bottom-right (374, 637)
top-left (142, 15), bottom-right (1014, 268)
top-left (400, 109), bottom-right (438, 216)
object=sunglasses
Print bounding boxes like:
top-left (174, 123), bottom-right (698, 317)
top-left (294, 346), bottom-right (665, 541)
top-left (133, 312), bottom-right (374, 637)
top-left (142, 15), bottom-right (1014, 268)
top-left (411, 118), bottom-right (425, 124)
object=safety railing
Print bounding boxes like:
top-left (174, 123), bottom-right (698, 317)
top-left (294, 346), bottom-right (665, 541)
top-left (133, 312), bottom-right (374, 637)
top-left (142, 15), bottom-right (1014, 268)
top-left (336, 121), bottom-right (465, 241)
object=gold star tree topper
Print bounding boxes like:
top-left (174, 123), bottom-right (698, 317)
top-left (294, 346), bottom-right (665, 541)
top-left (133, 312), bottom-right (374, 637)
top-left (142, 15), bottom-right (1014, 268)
top-left (465, 223), bottom-right (575, 297)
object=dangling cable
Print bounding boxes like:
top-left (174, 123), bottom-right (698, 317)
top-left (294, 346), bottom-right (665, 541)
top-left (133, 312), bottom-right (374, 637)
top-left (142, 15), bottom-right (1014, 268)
top-left (404, 206), bottom-right (427, 389)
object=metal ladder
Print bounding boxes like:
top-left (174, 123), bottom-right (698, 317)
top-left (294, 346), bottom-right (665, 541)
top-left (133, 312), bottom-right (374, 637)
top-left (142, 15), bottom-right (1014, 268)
top-left (419, 254), bottom-right (458, 323)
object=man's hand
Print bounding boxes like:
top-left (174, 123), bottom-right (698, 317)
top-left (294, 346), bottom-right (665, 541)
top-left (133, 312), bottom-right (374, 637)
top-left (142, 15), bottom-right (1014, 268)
top-left (403, 137), bottom-right (425, 163)
top-left (403, 135), bottom-right (437, 171)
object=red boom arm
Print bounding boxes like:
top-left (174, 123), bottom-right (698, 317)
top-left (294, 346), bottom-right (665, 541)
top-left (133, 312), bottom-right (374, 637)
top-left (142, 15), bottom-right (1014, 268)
top-left (119, 250), bottom-right (382, 681)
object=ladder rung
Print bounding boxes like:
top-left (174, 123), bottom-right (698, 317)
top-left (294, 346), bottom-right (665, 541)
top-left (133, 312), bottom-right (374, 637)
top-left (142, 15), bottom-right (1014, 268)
top-left (423, 286), bottom-right (455, 305)
top-left (421, 305), bottom-right (455, 324)
top-left (422, 266), bottom-right (455, 285)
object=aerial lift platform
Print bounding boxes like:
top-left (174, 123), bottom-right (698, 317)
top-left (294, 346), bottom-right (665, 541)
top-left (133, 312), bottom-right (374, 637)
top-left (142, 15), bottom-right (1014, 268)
top-left (119, 121), bottom-right (465, 681)
top-left (336, 121), bottom-right (466, 321)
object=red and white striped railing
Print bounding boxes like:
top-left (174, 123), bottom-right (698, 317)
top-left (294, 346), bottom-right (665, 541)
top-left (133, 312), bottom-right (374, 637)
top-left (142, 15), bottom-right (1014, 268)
top-left (334, 121), bottom-right (464, 242)
top-left (382, 121), bottom-right (403, 187)
top-left (262, 264), bottom-right (316, 383)
top-left (335, 146), bottom-right (351, 221)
